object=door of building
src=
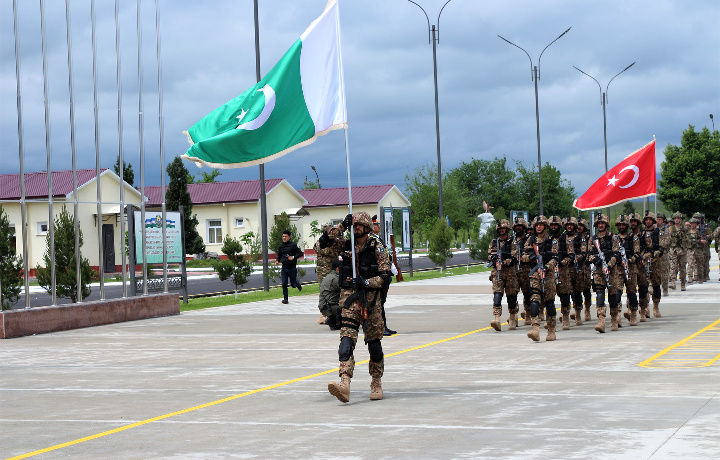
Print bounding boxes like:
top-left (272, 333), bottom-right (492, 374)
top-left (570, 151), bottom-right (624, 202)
top-left (102, 224), bottom-right (115, 273)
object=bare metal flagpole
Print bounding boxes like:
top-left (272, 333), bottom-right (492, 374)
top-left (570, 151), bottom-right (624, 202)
top-left (91, 0), bottom-right (105, 299)
top-left (12, 0), bottom-right (31, 309)
top-left (64, 0), bottom-right (82, 303)
top-left (155, 0), bottom-right (168, 292)
top-left (115, 0), bottom-right (128, 297)
top-left (137, 0), bottom-right (148, 295)
top-left (39, 0), bottom-right (56, 306)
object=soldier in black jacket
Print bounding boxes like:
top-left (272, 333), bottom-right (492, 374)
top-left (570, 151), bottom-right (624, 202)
top-left (275, 230), bottom-right (304, 304)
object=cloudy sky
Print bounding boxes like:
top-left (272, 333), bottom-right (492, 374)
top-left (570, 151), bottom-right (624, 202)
top-left (1, 0), bottom-right (718, 201)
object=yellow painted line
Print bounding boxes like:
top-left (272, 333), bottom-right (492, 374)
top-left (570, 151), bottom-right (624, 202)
top-left (5, 326), bottom-right (493, 460)
top-left (639, 318), bottom-right (720, 369)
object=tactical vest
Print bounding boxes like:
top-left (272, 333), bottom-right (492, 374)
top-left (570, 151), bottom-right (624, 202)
top-left (529, 233), bottom-right (554, 265)
top-left (670, 226), bottom-right (685, 248)
top-left (339, 236), bottom-right (382, 289)
top-left (687, 230), bottom-right (701, 249)
top-left (592, 232), bottom-right (613, 260)
top-left (640, 228), bottom-right (661, 253)
top-left (616, 233), bottom-right (636, 259)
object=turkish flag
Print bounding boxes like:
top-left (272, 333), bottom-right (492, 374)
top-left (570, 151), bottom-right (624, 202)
top-left (573, 140), bottom-right (656, 211)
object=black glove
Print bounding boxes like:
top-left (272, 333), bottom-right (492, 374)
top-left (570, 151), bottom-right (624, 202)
top-left (342, 213), bottom-right (353, 230)
top-left (594, 258), bottom-right (603, 268)
top-left (318, 231), bottom-right (330, 249)
top-left (350, 276), bottom-right (368, 291)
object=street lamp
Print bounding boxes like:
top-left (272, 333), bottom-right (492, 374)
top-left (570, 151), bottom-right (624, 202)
top-left (711, 114), bottom-right (715, 131)
top-left (310, 165), bottom-right (320, 188)
top-left (498, 27), bottom-right (571, 216)
top-left (573, 62), bottom-right (635, 172)
top-left (407, 0), bottom-right (456, 219)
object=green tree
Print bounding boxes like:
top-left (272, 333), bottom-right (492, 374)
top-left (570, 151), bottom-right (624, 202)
top-left (404, 164), bottom-right (470, 235)
top-left (197, 169), bottom-right (222, 183)
top-left (214, 235), bottom-right (253, 297)
top-left (0, 205), bottom-right (24, 309)
top-left (658, 125), bottom-right (720, 218)
top-left (113, 154), bottom-right (135, 186)
top-left (166, 157), bottom-right (205, 255)
top-left (240, 231), bottom-right (262, 263)
top-left (35, 207), bottom-right (94, 303)
top-left (622, 201), bottom-right (635, 216)
top-left (269, 212), bottom-right (300, 253)
top-left (447, 156), bottom-right (517, 217)
top-left (427, 217), bottom-right (454, 269)
top-left (514, 162), bottom-right (576, 218)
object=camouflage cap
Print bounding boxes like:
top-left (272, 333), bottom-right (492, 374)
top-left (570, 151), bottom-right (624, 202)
top-left (496, 219), bottom-right (511, 230)
top-left (352, 212), bottom-right (373, 229)
top-left (594, 213), bottom-right (609, 226)
top-left (531, 215), bottom-right (548, 228)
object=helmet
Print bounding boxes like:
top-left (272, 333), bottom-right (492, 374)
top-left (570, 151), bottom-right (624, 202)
top-left (616, 214), bottom-right (631, 226)
top-left (689, 217), bottom-right (698, 224)
top-left (692, 212), bottom-right (702, 220)
top-left (496, 219), bottom-right (511, 231)
top-left (548, 215), bottom-right (562, 226)
top-left (578, 218), bottom-right (589, 229)
top-left (594, 213), bottom-right (609, 227)
top-left (512, 216), bottom-right (528, 229)
top-left (531, 215), bottom-right (548, 228)
top-left (630, 213), bottom-right (642, 225)
top-left (671, 212), bottom-right (683, 220)
top-left (657, 212), bottom-right (666, 221)
top-left (643, 210), bottom-right (657, 224)
top-left (352, 212), bottom-right (373, 230)
top-left (563, 216), bottom-right (578, 228)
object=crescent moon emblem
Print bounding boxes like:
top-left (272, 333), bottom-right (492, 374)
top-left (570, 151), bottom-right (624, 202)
top-left (237, 84), bottom-right (275, 131)
top-left (618, 165), bottom-right (639, 189)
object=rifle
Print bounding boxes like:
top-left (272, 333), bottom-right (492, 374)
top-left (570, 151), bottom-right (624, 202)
top-left (618, 245), bottom-right (630, 280)
top-left (528, 241), bottom-right (545, 293)
top-left (645, 256), bottom-right (652, 278)
top-left (554, 264), bottom-right (560, 285)
top-left (593, 238), bottom-right (611, 286)
top-left (516, 237), bottom-right (522, 270)
top-left (485, 238), bottom-right (502, 282)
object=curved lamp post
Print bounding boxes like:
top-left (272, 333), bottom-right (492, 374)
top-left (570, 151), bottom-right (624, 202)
top-left (711, 114), bottom-right (715, 131)
top-left (407, 0), bottom-right (455, 219)
top-left (498, 27), bottom-right (571, 216)
top-left (573, 62), bottom-right (635, 173)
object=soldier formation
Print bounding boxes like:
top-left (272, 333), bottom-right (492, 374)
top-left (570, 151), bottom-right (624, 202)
top-left (487, 211), bottom-right (717, 342)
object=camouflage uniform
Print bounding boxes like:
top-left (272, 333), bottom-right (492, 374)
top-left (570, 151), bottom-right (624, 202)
top-left (487, 220), bottom-right (519, 331)
top-left (565, 218), bottom-right (589, 325)
top-left (512, 218), bottom-right (533, 325)
top-left (714, 224), bottom-right (720, 281)
top-left (314, 225), bottom-right (347, 285)
top-left (552, 216), bottom-right (576, 330)
top-left (687, 219), bottom-right (704, 284)
top-left (639, 212), bottom-right (665, 318)
top-left (328, 212), bottom-right (392, 403)
top-left (521, 216), bottom-right (559, 342)
top-left (613, 215), bottom-right (641, 326)
top-left (697, 214), bottom-right (712, 282)
top-left (630, 213), bottom-right (650, 321)
top-left (588, 213), bottom-right (618, 332)
top-left (577, 219), bottom-right (593, 321)
top-left (668, 212), bottom-right (688, 291)
top-left (656, 214), bottom-right (671, 296)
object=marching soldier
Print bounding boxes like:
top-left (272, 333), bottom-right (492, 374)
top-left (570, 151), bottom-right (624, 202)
top-left (614, 215), bottom-right (641, 326)
top-left (588, 213), bottom-right (618, 332)
top-left (714, 218), bottom-right (720, 281)
top-left (552, 216), bottom-right (576, 330)
top-left (521, 216), bottom-right (559, 342)
top-left (697, 213), bottom-right (712, 282)
top-left (315, 223), bottom-right (347, 324)
top-left (577, 218), bottom-right (593, 322)
top-left (640, 211), bottom-right (665, 318)
top-left (512, 217), bottom-right (533, 326)
top-left (328, 212), bottom-right (392, 403)
top-left (668, 212), bottom-right (688, 291)
top-left (656, 213), bottom-right (671, 296)
top-left (687, 217), bottom-right (704, 284)
top-left (630, 213), bottom-right (651, 321)
top-left (563, 217), bottom-right (587, 326)
top-left (487, 219), bottom-right (519, 331)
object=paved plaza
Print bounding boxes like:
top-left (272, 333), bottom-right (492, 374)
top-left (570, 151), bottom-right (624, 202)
top-left (2, 266), bottom-right (719, 459)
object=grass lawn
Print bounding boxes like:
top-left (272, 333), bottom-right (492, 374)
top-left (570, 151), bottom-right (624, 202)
top-left (180, 263), bottom-right (488, 312)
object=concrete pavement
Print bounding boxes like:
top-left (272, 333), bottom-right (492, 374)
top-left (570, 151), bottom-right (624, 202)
top-left (1, 265), bottom-right (719, 459)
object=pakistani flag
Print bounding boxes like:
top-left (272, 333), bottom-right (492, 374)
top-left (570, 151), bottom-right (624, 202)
top-left (182, 0), bottom-right (347, 169)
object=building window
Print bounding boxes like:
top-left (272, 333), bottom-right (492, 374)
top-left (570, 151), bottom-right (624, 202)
top-left (331, 219), bottom-right (342, 226)
top-left (10, 225), bottom-right (17, 255)
top-left (207, 219), bottom-right (222, 244)
top-left (234, 217), bottom-right (245, 228)
top-left (37, 222), bottom-right (48, 235)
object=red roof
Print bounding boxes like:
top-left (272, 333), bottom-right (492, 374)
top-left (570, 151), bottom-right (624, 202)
top-left (144, 179), bottom-right (285, 206)
top-left (298, 185), bottom-right (395, 208)
top-left (0, 169), bottom-right (108, 200)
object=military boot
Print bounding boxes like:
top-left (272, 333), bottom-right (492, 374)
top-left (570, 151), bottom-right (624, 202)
top-left (370, 377), bottom-right (383, 400)
top-left (639, 306), bottom-right (647, 322)
top-left (490, 306), bottom-right (502, 332)
top-left (595, 307), bottom-right (606, 333)
top-left (539, 309), bottom-right (545, 322)
top-left (328, 375), bottom-right (351, 403)
top-left (669, 280), bottom-right (676, 290)
top-left (574, 307), bottom-right (583, 326)
top-left (681, 280), bottom-right (686, 291)
top-left (610, 307), bottom-right (619, 331)
top-left (523, 307), bottom-right (531, 326)
top-left (584, 304), bottom-right (592, 322)
top-left (653, 300), bottom-right (661, 318)
top-left (527, 317), bottom-right (540, 342)
top-left (561, 307), bottom-right (570, 330)
top-left (508, 312), bottom-right (517, 330)
top-left (546, 316), bottom-right (557, 341)
top-left (629, 308), bottom-right (638, 326)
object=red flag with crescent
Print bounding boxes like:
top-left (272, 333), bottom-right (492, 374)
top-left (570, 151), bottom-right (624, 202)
top-left (573, 139), bottom-right (656, 211)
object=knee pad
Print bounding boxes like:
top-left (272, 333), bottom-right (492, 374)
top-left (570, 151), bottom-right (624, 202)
top-left (545, 301), bottom-right (557, 317)
top-left (628, 292), bottom-right (638, 308)
top-left (338, 336), bottom-right (355, 362)
top-left (367, 339), bottom-right (384, 363)
top-left (572, 292), bottom-right (583, 306)
top-left (530, 301), bottom-right (540, 318)
top-left (596, 290), bottom-right (606, 307)
top-left (653, 285), bottom-right (661, 300)
top-left (583, 288), bottom-right (592, 300)
top-left (507, 294), bottom-right (518, 309)
top-left (493, 292), bottom-right (504, 306)
top-left (608, 291), bottom-right (618, 308)
top-left (523, 290), bottom-right (532, 304)
top-left (639, 285), bottom-right (649, 299)
top-left (615, 291), bottom-right (623, 306)
top-left (559, 293), bottom-right (571, 307)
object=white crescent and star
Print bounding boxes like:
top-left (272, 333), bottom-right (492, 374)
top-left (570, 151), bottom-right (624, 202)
top-left (607, 164), bottom-right (640, 188)
top-left (236, 84), bottom-right (275, 131)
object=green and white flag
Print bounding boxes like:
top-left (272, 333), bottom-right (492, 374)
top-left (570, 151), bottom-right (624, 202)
top-left (182, 0), bottom-right (347, 169)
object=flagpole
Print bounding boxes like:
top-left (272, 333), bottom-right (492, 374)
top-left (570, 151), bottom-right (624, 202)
top-left (344, 128), bottom-right (356, 278)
